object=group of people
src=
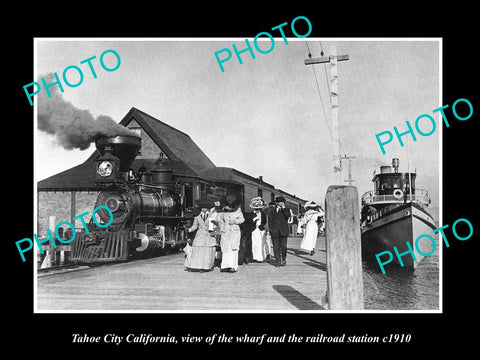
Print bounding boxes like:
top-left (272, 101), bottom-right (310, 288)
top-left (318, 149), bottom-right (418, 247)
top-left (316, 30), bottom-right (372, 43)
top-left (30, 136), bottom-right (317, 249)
top-left (183, 195), bottom-right (324, 273)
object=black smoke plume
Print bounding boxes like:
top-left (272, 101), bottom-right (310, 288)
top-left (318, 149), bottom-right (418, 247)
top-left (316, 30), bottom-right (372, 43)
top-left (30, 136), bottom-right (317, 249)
top-left (37, 73), bottom-right (138, 150)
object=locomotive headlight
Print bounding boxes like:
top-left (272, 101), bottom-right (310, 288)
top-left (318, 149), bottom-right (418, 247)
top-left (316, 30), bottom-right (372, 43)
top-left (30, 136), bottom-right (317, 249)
top-left (98, 161), bottom-right (113, 177)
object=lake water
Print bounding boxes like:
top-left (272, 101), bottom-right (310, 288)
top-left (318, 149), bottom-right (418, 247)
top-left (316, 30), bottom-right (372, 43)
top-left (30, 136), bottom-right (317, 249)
top-left (362, 237), bottom-right (440, 310)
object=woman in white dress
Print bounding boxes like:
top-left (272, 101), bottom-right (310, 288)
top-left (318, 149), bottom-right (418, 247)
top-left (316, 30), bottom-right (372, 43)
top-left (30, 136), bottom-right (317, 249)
top-left (219, 199), bottom-right (245, 272)
top-left (249, 197), bottom-right (267, 262)
top-left (298, 201), bottom-right (324, 256)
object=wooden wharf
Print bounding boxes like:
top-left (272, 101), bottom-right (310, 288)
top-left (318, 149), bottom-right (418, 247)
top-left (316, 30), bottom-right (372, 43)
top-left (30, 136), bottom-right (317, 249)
top-left (37, 186), bottom-right (364, 311)
top-left (36, 237), bottom-right (328, 312)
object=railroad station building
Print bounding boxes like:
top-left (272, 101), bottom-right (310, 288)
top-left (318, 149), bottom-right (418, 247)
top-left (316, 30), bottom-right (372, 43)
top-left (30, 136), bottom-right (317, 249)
top-left (37, 107), bottom-right (306, 238)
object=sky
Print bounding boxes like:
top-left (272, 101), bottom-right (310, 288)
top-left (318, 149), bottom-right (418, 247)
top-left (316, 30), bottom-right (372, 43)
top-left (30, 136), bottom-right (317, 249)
top-left (35, 38), bottom-right (440, 219)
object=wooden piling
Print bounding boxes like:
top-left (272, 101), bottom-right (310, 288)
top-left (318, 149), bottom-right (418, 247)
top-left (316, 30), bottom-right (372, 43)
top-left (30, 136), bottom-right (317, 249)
top-left (324, 185), bottom-right (364, 310)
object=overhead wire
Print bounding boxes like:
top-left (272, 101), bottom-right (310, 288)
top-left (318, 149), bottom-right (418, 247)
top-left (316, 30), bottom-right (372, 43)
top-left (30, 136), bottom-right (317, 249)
top-left (305, 41), bottom-right (347, 156)
top-left (305, 41), bottom-right (334, 142)
top-left (319, 41), bottom-right (332, 106)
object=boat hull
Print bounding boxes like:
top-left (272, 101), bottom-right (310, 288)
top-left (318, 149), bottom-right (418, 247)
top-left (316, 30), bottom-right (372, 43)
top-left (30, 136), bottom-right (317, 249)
top-left (361, 203), bottom-right (436, 269)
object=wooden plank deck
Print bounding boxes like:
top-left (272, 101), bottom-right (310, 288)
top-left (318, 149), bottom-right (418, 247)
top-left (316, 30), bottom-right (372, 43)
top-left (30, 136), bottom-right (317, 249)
top-left (36, 237), bottom-right (328, 311)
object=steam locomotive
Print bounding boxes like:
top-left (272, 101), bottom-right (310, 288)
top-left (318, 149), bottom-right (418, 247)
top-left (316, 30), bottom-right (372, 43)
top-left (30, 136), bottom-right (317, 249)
top-left (70, 135), bottom-right (189, 264)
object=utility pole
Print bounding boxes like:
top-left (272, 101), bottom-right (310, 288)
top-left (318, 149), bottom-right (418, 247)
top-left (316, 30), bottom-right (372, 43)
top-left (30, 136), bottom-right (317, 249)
top-left (340, 155), bottom-right (356, 185)
top-left (305, 45), bottom-right (349, 178)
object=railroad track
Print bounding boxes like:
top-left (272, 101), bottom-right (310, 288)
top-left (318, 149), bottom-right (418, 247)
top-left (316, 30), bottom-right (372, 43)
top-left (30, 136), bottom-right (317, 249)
top-left (37, 264), bottom-right (90, 277)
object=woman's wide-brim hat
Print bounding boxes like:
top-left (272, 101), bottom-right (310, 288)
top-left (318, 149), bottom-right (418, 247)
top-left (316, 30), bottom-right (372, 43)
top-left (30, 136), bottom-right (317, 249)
top-left (249, 196), bottom-right (266, 209)
top-left (304, 200), bottom-right (318, 209)
top-left (196, 198), bottom-right (214, 209)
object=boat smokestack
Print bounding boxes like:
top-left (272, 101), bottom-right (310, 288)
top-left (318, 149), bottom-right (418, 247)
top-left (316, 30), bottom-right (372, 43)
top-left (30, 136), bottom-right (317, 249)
top-left (392, 158), bottom-right (399, 173)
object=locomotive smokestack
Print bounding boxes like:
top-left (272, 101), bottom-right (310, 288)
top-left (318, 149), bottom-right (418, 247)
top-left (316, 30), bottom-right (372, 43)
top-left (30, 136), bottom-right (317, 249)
top-left (95, 135), bottom-right (141, 172)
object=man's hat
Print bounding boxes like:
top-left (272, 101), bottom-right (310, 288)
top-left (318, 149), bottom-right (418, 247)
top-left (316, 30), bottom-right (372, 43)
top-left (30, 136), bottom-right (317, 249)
top-left (275, 196), bottom-right (286, 203)
top-left (196, 198), bottom-right (214, 209)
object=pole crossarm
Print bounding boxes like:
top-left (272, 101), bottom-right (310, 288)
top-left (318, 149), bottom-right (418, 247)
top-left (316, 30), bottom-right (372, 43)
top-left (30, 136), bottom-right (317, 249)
top-left (304, 54), bottom-right (349, 65)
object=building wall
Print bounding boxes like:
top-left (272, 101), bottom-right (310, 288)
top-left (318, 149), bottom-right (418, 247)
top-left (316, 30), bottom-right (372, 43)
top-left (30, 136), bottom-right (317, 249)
top-left (73, 191), bottom-right (100, 227)
top-left (37, 192), bottom-right (71, 237)
top-left (285, 201), bottom-right (300, 215)
top-left (258, 189), bottom-right (275, 205)
top-left (127, 120), bottom-right (165, 160)
top-left (37, 191), bottom-right (99, 236)
top-left (264, 190), bottom-right (275, 204)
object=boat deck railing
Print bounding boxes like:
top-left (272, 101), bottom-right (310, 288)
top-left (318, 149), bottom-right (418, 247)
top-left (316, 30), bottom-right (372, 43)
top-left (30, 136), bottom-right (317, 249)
top-left (361, 189), bottom-right (430, 206)
top-left (367, 203), bottom-right (401, 224)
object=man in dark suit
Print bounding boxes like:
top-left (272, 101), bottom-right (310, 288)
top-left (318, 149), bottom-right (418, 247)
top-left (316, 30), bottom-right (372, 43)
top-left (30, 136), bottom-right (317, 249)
top-left (265, 196), bottom-right (292, 267)
top-left (238, 210), bottom-right (255, 265)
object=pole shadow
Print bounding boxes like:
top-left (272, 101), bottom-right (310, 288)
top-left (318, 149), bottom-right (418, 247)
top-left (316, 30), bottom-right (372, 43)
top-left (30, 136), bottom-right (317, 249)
top-left (286, 248), bottom-right (327, 269)
top-left (302, 261), bottom-right (327, 271)
top-left (273, 285), bottom-right (325, 310)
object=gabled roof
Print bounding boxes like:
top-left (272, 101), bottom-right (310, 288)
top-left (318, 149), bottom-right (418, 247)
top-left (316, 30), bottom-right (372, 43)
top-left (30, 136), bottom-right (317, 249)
top-left (37, 162), bottom-right (97, 191)
top-left (85, 107), bottom-right (216, 174)
top-left (123, 107), bottom-right (215, 173)
top-left (38, 107), bottom-right (215, 190)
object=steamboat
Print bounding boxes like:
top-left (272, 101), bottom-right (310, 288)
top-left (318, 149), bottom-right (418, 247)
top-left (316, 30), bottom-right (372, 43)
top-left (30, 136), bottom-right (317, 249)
top-left (360, 158), bottom-right (436, 269)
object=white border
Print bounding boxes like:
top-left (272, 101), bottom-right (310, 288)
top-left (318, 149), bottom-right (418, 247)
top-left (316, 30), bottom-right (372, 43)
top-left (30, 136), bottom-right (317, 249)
top-left (33, 37), bottom-right (443, 314)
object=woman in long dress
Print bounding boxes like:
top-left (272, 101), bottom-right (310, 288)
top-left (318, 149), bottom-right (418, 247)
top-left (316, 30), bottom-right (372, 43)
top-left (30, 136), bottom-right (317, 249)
top-left (298, 201), bottom-right (324, 256)
top-left (249, 197), bottom-right (267, 262)
top-left (208, 200), bottom-right (223, 267)
top-left (185, 199), bottom-right (217, 271)
top-left (219, 199), bottom-right (245, 272)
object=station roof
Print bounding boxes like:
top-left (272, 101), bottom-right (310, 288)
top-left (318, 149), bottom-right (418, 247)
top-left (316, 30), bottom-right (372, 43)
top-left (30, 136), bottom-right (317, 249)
top-left (122, 107), bottom-right (216, 174)
top-left (37, 107), bottom-right (306, 204)
top-left (199, 167), bottom-right (273, 188)
top-left (37, 162), bottom-right (96, 191)
top-left (38, 107), bottom-right (215, 191)
top-left (84, 107), bottom-right (216, 175)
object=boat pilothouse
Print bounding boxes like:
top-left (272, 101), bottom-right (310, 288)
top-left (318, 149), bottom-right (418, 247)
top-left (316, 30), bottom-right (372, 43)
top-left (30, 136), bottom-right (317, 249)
top-left (360, 158), bottom-right (436, 269)
top-left (361, 158), bottom-right (431, 225)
